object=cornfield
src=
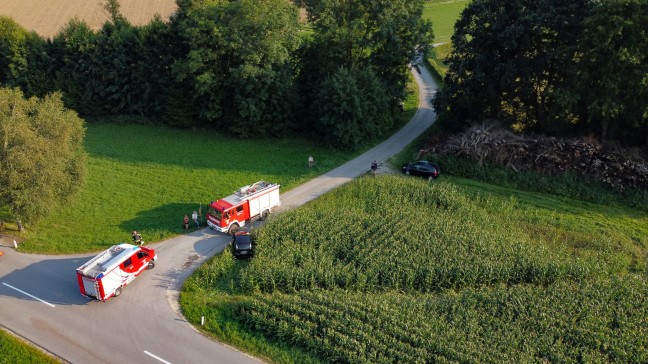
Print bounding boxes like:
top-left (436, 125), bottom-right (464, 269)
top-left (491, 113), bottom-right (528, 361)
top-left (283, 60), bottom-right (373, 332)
top-left (182, 175), bottom-right (647, 362)
top-left (239, 176), bottom-right (608, 295)
top-left (237, 276), bottom-right (648, 363)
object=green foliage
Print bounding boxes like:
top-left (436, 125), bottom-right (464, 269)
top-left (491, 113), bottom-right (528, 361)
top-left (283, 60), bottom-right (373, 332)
top-left (0, 0), bottom-right (428, 149)
top-left (430, 153), bottom-right (648, 213)
top-left (49, 19), bottom-right (101, 114)
top-left (238, 276), bottom-right (648, 363)
top-left (425, 43), bottom-right (452, 81)
top-left (172, 0), bottom-right (302, 136)
top-left (182, 176), bottom-right (647, 362)
top-left (434, 0), bottom-right (647, 146)
top-left (572, 0), bottom-right (648, 145)
top-left (311, 67), bottom-right (391, 150)
top-left (303, 0), bottom-right (432, 100)
top-left (0, 88), bottom-right (86, 229)
top-left (0, 329), bottom-right (60, 364)
top-left (297, 0), bottom-right (431, 148)
top-left (435, 0), bottom-right (589, 133)
top-left (238, 177), bottom-right (639, 296)
top-left (0, 16), bottom-right (51, 97)
top-left (50, 14), bottom-right (178, 117)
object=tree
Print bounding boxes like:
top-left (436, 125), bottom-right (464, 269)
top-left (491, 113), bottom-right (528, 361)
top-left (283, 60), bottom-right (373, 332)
top-left (0, 16), bottom-right (52, 98)
top-left (312, 67), bottom-right (391, 149)
top-left (297, 0), bottom-right (431, 147)
top-left (434, 0), bottom-right (589, 133)
top-left (573, 0), bottom-right (648, 145)
top-left (172, 0), bottom-right (301, 135)
top-left (49, 19), bottom-right (102, 115)
top-left (302, 0), bottom-right (432, 100)
top-left (0, 88), bottom-right (86, 230)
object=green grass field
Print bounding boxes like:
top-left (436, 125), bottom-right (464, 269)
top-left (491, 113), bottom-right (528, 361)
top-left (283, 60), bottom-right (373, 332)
top-left (9, 123), bottom-right (348, 253)
top-left (180, 175), bottom-right (648, 362)
top-left (0, 329), bottom-right (59, 364)
top-left (422, 0), bottom-right (469, 80)
top-left (423, 0), bottom-right (470, 44)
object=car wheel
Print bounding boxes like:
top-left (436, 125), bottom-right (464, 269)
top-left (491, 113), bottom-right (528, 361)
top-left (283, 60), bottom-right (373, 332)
top-left (114, 287), bottom-right (122, 297)
top-left (260, 210), bottom-right (270, 221)
top-left (229, 224), bottom-right (240, 235)
top-left (147, 261), bottom-right (155, 270)
top-left (405, 170), bottom-right (410, 175)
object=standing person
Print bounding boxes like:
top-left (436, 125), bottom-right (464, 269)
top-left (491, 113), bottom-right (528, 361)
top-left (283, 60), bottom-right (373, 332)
top-left (308, 155), bottom-right (314, 168)
top-left (183, 215), bottom-right (189, 230)
top-left (132, 230), bottom-right (143, 246)
top-left (192, 210), bottom-right (199, 228)
top-left (371, 160), bottom-right (378, 176)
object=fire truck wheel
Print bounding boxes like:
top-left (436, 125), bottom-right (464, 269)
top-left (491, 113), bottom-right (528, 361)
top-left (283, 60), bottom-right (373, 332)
top-left (147, 261), bottom-right (155, 270)
top-left (229, 224), bottom-right (240, 235)
top-left (261, 210), bottom-right (270, 221)
top-left (114, 287), bottom-right (122, 297)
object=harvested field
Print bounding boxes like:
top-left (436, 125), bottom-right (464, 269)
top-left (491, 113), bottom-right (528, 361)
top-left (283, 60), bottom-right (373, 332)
top-left (0, 0), bottom-right (176, 38)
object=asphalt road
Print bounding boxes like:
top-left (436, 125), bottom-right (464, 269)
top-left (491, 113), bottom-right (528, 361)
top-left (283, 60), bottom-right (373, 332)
top-left (0, 64), bottom-right (438, 364)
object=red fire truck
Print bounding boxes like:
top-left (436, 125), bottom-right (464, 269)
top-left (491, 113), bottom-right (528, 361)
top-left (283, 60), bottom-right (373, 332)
top-left (76, 243), bottom-right (157, 301)
top-left (207, 181), bottom-right (281, 235)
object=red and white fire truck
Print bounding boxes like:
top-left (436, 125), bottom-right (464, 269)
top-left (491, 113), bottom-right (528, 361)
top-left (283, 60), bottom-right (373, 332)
top-left (207, 181), bottom-right (281, 235)
top-left (76, 243), bottom-right (157, 301)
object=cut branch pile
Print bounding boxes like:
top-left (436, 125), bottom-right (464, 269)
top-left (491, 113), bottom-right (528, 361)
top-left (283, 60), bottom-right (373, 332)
top-left (423, 122), bottom-right (648, 191)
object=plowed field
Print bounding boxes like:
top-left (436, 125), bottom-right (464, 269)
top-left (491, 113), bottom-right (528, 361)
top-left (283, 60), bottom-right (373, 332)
top-left (0, 0), bottom-right (176, 38)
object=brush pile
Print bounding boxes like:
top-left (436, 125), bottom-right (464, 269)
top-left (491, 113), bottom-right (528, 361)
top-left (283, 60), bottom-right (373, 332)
top-left (422, 122), bottom-right (648, 191)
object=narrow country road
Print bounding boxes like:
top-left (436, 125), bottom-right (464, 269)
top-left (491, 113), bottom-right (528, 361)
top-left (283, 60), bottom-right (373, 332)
top-left (0, 64), bottom-right (438, 364)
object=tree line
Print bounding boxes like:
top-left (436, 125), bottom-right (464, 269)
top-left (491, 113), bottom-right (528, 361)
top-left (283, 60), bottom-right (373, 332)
top-left (434, 0), bottom-right (647, 147)
top-left (0, 0), bottom-right (431, 228)
top-left (0, 0), bottom-right (433, 150)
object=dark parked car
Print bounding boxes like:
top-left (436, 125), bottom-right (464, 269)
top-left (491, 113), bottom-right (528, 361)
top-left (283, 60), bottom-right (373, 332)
top-left (230, 231), bottom-right (255, 259)
top-left (402, 160), bottom-right (440, 179)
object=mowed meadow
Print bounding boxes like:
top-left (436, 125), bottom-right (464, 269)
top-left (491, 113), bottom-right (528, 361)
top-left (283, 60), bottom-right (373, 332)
top-left (181, 176), bottom-right (648, 363)
top-left (0, 0), bottom-right (176, 38)
top-left (15, 121), bottom-right (354, 253)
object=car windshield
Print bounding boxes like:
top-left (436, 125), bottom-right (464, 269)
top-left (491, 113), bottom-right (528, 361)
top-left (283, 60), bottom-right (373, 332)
top-left (208, 207), bottom-right (222, 220)
top-left (235, 235), bottom-right (252, 247)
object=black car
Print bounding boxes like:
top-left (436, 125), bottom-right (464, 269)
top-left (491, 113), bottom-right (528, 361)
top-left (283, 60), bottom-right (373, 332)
top-left (402, 160), bottom-right (440, 179)
top-left (230, 231), bottom-right (255, 259)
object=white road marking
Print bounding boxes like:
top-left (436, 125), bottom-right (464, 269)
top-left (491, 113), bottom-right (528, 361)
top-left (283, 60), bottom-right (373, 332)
top-left (2, 282), bottom-right (56, 307)
top-left (144, 351), bottom-right (173, 364)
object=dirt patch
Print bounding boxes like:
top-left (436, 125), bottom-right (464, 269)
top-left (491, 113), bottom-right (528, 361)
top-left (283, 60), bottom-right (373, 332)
top-left (0, 233), bottom-right (23, 248)
top-left (182, 254), bottom-right (201, 270)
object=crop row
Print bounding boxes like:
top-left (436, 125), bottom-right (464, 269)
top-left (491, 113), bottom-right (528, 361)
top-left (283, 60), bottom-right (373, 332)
top-left (240, 176), bottom-right (608, 294)
top-left (236, 275), bottom-right (648, 363)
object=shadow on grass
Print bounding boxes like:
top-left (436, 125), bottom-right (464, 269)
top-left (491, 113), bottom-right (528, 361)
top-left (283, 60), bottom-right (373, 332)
top-left (84, 122), bottom-right (344, 176)
top-left (119, 202), bottom-right (212, 241)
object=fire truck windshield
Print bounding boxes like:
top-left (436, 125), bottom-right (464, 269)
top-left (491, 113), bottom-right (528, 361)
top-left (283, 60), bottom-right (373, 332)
top-left (209, 206), bottom-right (222, 220)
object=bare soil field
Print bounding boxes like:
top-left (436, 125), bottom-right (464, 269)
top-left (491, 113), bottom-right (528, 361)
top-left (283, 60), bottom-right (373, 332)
top-left (0, 0), bottom-right (176, 38)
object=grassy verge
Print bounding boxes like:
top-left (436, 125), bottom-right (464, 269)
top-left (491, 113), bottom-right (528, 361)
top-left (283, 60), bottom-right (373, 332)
top-left (180, 175), bottom-right (647, 362)
top-left (0, 328), bottom-right (60, 364)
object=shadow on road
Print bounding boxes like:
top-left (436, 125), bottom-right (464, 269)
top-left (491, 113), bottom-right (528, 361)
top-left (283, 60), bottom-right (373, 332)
top-left (0, 256), bottom-right (94, 306)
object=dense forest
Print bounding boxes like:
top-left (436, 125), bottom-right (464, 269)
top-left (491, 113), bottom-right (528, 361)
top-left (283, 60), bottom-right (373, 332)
top-left (434, 0), bottom-right (647, 148)
top-left (1, 0), bottom-right (646, 149)
top-left (0, 0), bottom-right (432, 150)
